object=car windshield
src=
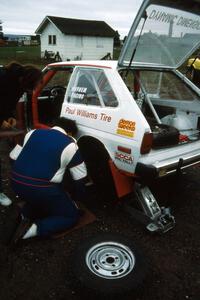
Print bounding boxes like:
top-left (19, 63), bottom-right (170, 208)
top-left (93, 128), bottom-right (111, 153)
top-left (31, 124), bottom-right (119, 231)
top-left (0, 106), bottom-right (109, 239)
top-left (119, 0), bottom-right (200, 68)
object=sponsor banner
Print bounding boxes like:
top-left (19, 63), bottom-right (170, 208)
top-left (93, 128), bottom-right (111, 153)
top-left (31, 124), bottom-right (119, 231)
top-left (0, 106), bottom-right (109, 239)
top-left (116, 119), bottom-right (136, 138)
top-left (64, 106), bottom-right (112, 123)
top-left (149, 8), bottom-right (200, 31)
top-left (116, 129), bottom-right (134, 138)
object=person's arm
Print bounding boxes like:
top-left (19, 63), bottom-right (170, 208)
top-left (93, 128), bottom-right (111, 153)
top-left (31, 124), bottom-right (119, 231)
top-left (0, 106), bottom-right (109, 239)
top-left (61, 141), bottom-right (88, 202)
top-left (9, 130), bottom-right (35, 160)
top-left (68, 144), bottom-right (88, 202)
top-left (9, 144), bottom-right (22, 160)
top-left (0, 95), bottom-right (20, 129)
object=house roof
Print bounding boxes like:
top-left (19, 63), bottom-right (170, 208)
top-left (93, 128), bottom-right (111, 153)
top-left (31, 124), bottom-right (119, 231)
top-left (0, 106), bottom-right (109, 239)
top-left (35, 16), bottom-right (116, 37)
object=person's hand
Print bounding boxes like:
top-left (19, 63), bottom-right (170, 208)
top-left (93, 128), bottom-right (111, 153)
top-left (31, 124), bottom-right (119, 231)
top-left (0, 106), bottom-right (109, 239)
top-left (7, 117), bottom-right (17, 128)
top-left (1, 120), bottom-right (12, 129)
top-left (1, 118), bottom-right (17, 129)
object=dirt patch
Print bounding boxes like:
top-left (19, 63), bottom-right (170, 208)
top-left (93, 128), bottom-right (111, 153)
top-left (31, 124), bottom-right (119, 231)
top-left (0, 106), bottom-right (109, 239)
top-left (0, 139), bottom-right (199, 300)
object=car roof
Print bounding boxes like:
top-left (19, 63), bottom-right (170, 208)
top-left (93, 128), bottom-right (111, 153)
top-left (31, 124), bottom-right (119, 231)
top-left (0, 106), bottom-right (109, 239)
top-left (47, 60), bottom-right (118, 70)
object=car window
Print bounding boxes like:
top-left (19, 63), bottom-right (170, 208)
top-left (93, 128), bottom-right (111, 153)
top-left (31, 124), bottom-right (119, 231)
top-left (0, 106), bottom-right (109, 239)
top-left (97, 72), bottom-right (118, 107)
top-left (120, 69), bottom-right (200, 102)
top-left (67, 67), bottom-right (118, 107)
top-left (140, 71), bottom-right (199, 101)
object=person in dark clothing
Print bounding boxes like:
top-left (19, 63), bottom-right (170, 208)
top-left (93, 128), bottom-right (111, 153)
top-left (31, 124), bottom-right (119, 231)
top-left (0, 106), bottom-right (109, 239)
top-left (0, 62), bottom-right (42, 206)
top-left (10, 118), bottom-right (87, 242)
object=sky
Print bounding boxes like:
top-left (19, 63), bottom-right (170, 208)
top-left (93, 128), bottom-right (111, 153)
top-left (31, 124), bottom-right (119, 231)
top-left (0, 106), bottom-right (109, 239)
top-left (0, 0), bottom-right (143, 38)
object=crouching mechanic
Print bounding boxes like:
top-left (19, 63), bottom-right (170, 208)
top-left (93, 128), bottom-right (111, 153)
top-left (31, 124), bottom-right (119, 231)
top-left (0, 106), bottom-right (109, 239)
top-left (10, 117), bottom-right (87, 243)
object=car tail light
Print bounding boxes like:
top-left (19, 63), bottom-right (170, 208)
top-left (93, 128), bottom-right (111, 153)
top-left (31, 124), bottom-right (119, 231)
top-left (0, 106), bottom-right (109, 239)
top-left (140, 132), bottom-right (153, 154)
top-left (117, 146), bottom-right (131, 154)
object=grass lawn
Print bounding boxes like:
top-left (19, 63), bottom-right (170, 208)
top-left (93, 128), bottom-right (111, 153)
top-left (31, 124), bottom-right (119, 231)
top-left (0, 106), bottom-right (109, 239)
top-left (0, 45), bottom-right (122, 69)
top-left (0, 45), bottom-right (46, 69)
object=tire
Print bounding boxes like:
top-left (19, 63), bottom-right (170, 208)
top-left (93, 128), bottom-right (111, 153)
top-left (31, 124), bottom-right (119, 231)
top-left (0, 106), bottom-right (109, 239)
top-left (70, 233), bottom-right (147, 298)
top-left (78, 139), bottom-right (117, 202)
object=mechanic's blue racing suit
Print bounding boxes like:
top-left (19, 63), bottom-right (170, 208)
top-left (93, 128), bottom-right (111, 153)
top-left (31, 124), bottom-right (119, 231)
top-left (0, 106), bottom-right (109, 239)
top-left (11, 126), bottom-right (87, 237)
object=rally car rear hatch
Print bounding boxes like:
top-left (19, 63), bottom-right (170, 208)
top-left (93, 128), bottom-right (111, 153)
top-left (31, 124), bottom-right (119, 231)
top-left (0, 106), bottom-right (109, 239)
top-left (118, 0), bottom-right (200, 69)
top-left (117, 0), bottom-right (200, 149)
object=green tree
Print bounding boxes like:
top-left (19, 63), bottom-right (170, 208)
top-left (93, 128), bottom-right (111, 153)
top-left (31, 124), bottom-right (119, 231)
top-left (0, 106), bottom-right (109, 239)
top-left (123, 36), bottom-right (127, 45)
top-left (114, 30), bottom-right (121, 47)
top-left (0, 20), bottom-right (3, 39)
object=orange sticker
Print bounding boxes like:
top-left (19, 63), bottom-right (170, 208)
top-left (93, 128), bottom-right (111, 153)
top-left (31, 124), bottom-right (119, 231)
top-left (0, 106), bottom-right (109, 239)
top-left (117, 119), bottom-right (136, 137)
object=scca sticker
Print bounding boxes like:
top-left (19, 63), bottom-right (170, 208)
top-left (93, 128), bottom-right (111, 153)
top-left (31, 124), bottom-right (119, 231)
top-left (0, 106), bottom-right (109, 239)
top-left (116, 119), bottom-right (136, 138)
top-left (115, 152), bottom-right (133, 164)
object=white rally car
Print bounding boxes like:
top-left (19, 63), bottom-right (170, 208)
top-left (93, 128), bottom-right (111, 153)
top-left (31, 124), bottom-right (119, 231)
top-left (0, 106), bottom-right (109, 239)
top-left (15, 0), bottom-right (200, 233)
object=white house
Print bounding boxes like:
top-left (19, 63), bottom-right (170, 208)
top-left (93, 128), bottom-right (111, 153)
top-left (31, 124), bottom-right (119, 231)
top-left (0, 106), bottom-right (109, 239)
top-left (35, 16), bottom-right (116, 61)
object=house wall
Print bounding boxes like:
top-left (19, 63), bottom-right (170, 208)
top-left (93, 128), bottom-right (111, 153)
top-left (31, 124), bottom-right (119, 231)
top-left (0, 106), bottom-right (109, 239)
top-left (40, 22), bottom-right (62, 57)
top-left (40, 22), bottom-right (114, 61)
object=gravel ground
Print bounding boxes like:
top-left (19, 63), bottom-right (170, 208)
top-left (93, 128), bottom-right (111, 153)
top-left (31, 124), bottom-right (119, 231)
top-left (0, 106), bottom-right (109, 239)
top-left (0, 138), bottom-right (199, 300)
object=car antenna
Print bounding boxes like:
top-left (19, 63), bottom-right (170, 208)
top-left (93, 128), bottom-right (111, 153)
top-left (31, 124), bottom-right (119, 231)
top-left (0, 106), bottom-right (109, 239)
top-left (124, 10), bottom-right (148, 80)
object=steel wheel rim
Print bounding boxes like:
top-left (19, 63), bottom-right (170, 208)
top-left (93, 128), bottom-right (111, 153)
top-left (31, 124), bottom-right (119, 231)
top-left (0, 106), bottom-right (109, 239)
top-left (86, 241), bottom-right (135, 279)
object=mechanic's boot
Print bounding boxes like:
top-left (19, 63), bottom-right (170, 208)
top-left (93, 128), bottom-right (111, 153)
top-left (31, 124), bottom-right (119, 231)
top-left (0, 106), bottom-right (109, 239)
top-left (22, 223), bottom-right (37, 239)
top-left (0, 193), bottom-right (12, 206)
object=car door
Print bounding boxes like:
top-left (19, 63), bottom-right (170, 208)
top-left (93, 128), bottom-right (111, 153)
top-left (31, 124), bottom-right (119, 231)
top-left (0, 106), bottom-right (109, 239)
top-left (61, 66), bottom-right (119, 136)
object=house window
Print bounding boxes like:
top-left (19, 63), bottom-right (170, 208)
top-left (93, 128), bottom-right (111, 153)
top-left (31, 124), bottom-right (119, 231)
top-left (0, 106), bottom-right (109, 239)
top-left (48, 35), bottom-right (56, 45)
top-left (75, 36), bottom-right (83, 47)
top-left (96, 37), bottom-right (103, 48)
top-left (48, 35), bottom-right (52, 44)
top-left (53, 35), bottom-right (56, 45)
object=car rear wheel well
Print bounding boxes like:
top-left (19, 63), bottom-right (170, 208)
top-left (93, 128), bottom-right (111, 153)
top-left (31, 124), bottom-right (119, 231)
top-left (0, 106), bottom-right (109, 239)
top-left (78, 136), bottom-right (110, 160)
top-left (78, 136), bottom-right (117, 201)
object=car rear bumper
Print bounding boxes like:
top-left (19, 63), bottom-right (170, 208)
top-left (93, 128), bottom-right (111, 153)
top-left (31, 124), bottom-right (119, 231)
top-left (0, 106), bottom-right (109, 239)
top-left (136, 144), bottom-right (200, 180)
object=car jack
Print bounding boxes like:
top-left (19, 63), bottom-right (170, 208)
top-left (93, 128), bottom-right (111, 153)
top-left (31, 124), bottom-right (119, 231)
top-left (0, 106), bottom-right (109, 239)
top-left (124, 183), bottom-right (175, 233)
